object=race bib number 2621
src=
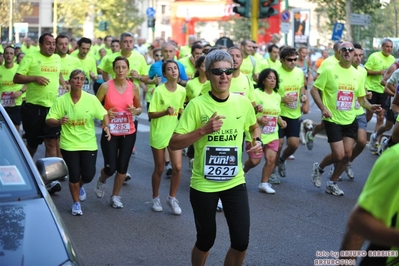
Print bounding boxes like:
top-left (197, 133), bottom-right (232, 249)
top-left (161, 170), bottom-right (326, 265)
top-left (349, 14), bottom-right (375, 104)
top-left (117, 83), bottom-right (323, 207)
top-left (204, 146), bottom-right (239, 181)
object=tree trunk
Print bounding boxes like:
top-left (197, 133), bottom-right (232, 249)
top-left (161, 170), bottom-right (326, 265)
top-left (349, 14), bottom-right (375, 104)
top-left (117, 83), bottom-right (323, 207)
top-left (394, 0), bottom-right (398, 37)
top-left (345, 0), bottom-right (353, 42)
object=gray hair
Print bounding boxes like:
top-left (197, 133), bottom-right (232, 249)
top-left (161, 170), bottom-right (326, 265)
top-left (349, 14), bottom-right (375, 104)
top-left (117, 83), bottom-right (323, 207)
top-left (205, 50), bottom-right (233, 71)
top-left (381, 38), bottom-right (393, 47)
top-left (120, 32), bottom-right (134, 42)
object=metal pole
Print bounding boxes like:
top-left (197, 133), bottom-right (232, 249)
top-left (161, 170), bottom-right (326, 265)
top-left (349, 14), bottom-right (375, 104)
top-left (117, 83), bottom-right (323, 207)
top-left (53, 0), bottom-right (57, 36)
top-left (9, 0), bottom-right (13, 41)
top-left (284, 0), bottom-right (289, 45)
top-left (251, 0), bottom-right (259, 42)
top-left (357, 25), bottom-right (360, 43)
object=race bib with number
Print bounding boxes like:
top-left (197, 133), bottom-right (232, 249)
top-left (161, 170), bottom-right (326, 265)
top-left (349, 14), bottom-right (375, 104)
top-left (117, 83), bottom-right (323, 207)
top-left (82, 77), bottom-right (90, 93)
top-left (285, 92), bottom-right (298, 109)
top-left (261, 116), bottom-right (277, 134)
top-left (1, 92), bottom-right (16, 107)
top-left (58, 85), bottom-right (68, 97)
top-left (336, 91), bottom-right (354, 111)
top-left (232, 91), bottom-right (245, 96)
top-left (204, 146), bottom-right (239, 181)
top-left (109, 112), bottom-right (133, 136)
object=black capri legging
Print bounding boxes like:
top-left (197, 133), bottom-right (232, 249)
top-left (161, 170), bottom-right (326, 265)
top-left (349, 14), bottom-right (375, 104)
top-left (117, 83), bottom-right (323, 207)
top-left (190, 184), bottom-right (250, 252)
top-left (61, 149), bottom-right (97, 184)
top-left (101, 131), bottom-right (135, 176)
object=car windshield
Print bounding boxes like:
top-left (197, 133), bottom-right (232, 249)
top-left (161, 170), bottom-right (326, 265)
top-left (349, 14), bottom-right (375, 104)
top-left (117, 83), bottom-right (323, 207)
top-left (0, 113), bottom-right (40, 201)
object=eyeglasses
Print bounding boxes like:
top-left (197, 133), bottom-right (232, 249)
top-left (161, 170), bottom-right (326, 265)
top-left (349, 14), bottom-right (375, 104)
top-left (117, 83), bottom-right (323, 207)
top-left (210, 68), bottom-right (234, 76)
top-left (340, 47), bottom-right (354, 53)
top-left (154, 54), bottom-right (162, 57)
top-left (285, 57), bottom-right (298, 62)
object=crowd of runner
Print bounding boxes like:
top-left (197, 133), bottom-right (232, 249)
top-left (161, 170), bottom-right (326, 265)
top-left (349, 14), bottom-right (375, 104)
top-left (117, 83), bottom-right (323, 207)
top-left (1, 32), bottom-right (399, 265)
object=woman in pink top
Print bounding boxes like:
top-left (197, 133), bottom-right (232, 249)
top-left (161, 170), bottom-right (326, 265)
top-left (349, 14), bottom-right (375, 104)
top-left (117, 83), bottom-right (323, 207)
top-left (95, 56), bottom-right (142, 209)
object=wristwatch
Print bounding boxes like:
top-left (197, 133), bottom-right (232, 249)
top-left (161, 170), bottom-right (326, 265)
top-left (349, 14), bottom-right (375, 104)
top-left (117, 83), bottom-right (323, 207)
top-left (255, 137), bottom-right (264, 147)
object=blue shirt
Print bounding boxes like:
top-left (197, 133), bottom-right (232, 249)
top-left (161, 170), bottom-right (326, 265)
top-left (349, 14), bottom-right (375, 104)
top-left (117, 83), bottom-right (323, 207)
top-left (148, 60), bottom-right (188, 83)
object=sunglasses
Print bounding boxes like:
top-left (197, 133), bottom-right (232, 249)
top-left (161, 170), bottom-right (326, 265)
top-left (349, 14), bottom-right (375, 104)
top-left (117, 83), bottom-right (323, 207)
top-left (340, 47), bottom-right (354, 52)
top-left (154, 54), bottom-right (162, 57)
top-left (285, 57), bottom-right (298, 62)
top-left (210, 68), bottom-right (234, 76)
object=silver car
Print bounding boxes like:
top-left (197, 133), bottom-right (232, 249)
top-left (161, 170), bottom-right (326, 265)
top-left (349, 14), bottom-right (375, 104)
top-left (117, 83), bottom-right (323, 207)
top-left (0, 105), bottom-right (83, 265)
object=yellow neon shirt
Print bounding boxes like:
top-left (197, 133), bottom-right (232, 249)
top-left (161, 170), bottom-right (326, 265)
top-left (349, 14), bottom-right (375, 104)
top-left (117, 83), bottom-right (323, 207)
top-left (354, 66), bottom-right (367, 116)
top-left (178, 56), bottom-right (196, 79)
top-left (60, 54), bottom-right (82, 81)
top-left (16, 51), bottom-right (61, 107)
top-left (102, 51), bottom-right (147, 87)
top-left (175, 92), bottom-right (256, 193)
top-left (0, 64), bottom-right (24, 106)
top-left (186, 78), bottom-right (208, 102)
top-left (314, 64), bottom-right (365, 125)
top-left (357, 144), bottom-right (399, 265)
top-left (46, 91), bottom-right (107, 151)
top-left (276, 66), bottom-right (305, 119)
top-left (149, 84), bottom-right (186, 149)
top-left (365, 51), bottom-right (396, 93)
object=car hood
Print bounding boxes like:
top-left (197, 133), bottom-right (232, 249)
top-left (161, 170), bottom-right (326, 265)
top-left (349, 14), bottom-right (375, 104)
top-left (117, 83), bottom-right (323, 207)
top-left (0, 198), bottom-right (70, 265)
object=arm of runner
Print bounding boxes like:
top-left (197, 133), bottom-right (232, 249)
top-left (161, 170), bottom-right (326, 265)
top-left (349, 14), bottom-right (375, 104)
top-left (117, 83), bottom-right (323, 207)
top-left (385, 83), bottom-right (396, 96)
top-left (148, 106), bottom-right (175, 119)
top-left (246, 123), bottom-right (262, 154)
top-left (102, 71), bottom-right (110, 82)
top-left (392, 90), bottom-right (399, 113)
top-left (13, 73), bottom-right (49, 86)
top-left (310, 85), bottom-right (331, 118)
top-left (46, 115), bottom-right (69, 127)
top-left (358, 96), bottom-right (381, 113)
top-left (346, 204), bottom-right (399, 248)
top-left (381, 63), bottom-right (396, 86)
top-left (169, 112), bottom-right (225, 150)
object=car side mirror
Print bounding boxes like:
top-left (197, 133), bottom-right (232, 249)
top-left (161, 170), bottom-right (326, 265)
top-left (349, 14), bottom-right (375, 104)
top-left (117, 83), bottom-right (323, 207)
top-left (35, 158), bottom-right (68, 184)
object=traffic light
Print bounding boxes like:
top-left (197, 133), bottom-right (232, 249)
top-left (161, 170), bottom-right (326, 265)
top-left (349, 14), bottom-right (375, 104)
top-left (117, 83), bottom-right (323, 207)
top-left (259, 0), bottom-right (279, 19)
top-left (233, 0), bottom-right (250, 18)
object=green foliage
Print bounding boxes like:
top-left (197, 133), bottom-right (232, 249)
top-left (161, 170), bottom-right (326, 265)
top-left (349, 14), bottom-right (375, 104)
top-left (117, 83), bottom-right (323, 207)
top-left (218, 17), bottom-right (269, 42)
top-left (57, 0), bottom-right (144, 37)
top-left (310, 0), bottom-right (382, 25)
top-left (0, 0), bottom-right (32, 27)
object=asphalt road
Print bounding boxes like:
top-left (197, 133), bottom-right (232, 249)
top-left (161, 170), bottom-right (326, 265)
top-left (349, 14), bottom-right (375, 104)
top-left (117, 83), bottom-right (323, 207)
top-left (35, 101), bottom-right (384, 266)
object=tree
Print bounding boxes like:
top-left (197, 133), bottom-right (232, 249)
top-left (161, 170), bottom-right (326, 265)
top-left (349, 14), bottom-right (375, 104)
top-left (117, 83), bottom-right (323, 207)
top-left (0, 0), bottom-right (32, 28)
top-left (218, 17), bottom-right (269, 42)
top-left (310, 0), bottom-right (383, 42)
top-left (57, 0), bottom-right (144, 37)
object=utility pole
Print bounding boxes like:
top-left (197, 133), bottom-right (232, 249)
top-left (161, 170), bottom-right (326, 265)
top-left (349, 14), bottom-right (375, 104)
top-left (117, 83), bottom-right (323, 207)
top-left (251, 0), bottom-right (259, 42)
top-left (345, 0), bottom-right (352, 42)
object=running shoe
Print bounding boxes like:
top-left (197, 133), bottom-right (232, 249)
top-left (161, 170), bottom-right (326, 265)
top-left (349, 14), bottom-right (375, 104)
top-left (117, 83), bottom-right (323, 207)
top-left (152, 197), bottom-right (163, 212)
top-left (325, 182), bottom-right (344, 196)
top-left (165, 162), bottom-right (172, 177)
top-left (377, 136), bottom-right (389, 156)
top-left (125, 172), bottom-right (132, 182)
top-left (258, 183), bottom-right (276, 194)
top-left (369, 133), bottom-right (378, 153)
top-left (269, 170), bottom-right (281, 184)
top-left (344, 163), bottom-right (354, 180)
top-left (311, 162), bottom-right (322, 188)
top-left (216, 199), bottom-right (223, 212)
top-left (47, 181), bottom-right (61, 194)
top-left (79, 187), bottom-right (86, 201)
top-left (110, 195), bottom-right (123, 209)
top-left (306, 132), bottom-right (314, 150)
top-left (166, 197), bottom-right (182, 215)
top-left (277, 159), bottom-right (286, 177)
top-left (188, 158), bottom-right (194, 171)
top-left (94, 179), bottom-right (106, 198)
top-left (71, 202), bottom-right (83, 216)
